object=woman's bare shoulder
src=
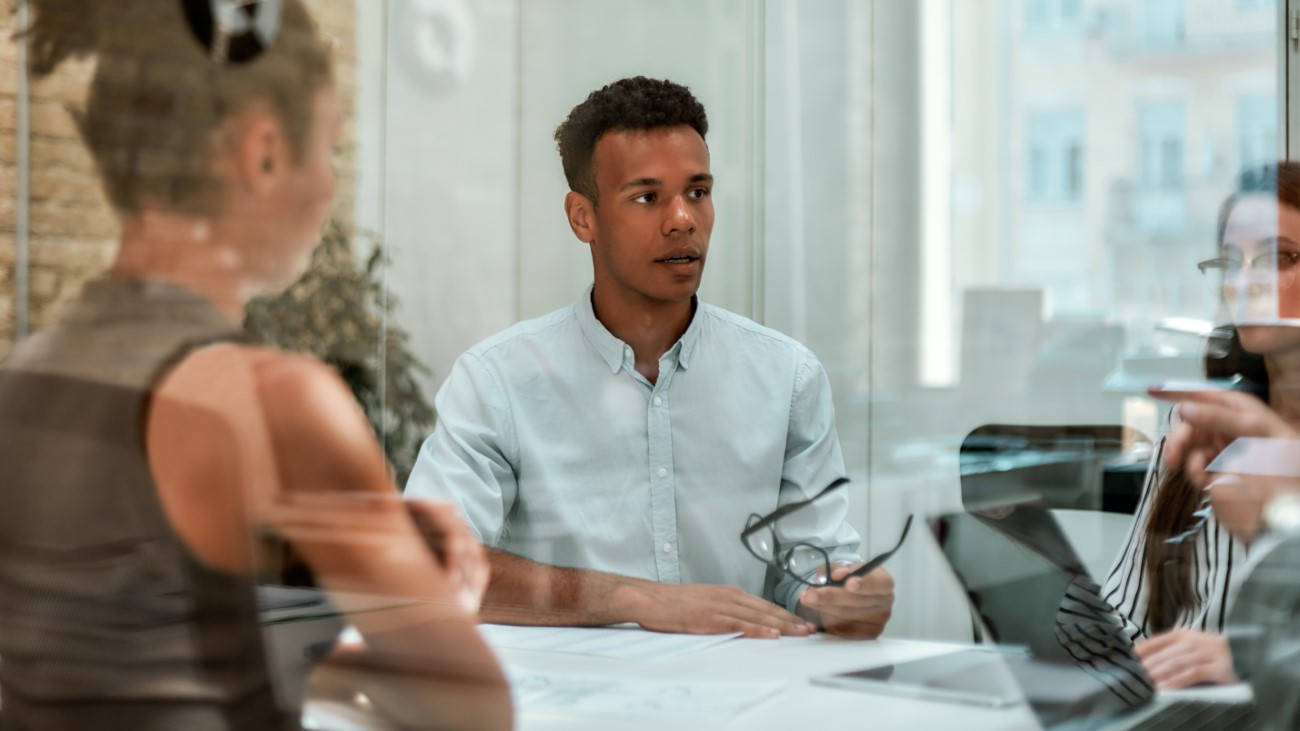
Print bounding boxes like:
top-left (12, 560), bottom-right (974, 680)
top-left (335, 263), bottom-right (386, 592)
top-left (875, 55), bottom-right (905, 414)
top-left (155, 344), bottom-right (387, 492)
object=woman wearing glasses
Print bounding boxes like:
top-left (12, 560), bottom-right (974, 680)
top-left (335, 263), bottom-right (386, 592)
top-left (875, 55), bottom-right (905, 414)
top-left (1101, 162), bottom-right (1300, 691)
top-left (0, 1), bottom-right (509, 729)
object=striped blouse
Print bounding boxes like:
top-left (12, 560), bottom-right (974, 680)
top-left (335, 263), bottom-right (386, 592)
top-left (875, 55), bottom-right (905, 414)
top-left (1101, 437), bottom-right (1246, 640)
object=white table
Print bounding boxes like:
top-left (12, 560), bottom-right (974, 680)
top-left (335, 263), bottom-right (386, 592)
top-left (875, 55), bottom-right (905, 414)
top-left (498, 635), bottom-right (1040, 731)
top-left (307, 634), bottom-right (1042, 730)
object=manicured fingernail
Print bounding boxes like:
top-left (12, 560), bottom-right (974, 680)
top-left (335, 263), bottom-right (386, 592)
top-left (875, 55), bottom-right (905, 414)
top-left (1181, 404), bottom-right (1198, 419)
top-left (804, 593), bottom-right (819, 605)
top-left (804, 623), bottom-right (818, 633)
top-left (847, 579), bottom-right (862, 591)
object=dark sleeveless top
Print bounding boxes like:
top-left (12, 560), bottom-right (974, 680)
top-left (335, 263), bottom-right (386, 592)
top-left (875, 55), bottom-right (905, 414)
top-left (0, 279), bottom-right (301, 730)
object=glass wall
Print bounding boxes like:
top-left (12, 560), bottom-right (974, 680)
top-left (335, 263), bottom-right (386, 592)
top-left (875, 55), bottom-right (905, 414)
top-left (2, 0), bottom-right (1294, 725)
top-left (352, 0), bottom-right (1282, 640)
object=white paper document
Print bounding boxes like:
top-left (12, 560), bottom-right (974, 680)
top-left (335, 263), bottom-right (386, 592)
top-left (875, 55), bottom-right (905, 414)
top-left (480, 624), bottom-right (739, 661)
top-left (508, 670), bottom-right (784, 721)
top-left (1207, 437), bottom-right (1300, 478)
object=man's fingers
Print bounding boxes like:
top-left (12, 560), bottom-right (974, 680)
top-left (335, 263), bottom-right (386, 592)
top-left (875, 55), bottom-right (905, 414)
top-left (724, 620), bottom-right (781, 639)
top-left (702, 608), bottom-right (806, 637)
top-left (827, 563), bottom-right (861, 582)
top-left (822, 617), bottom-right (887, 640)
top-left (731, 601), bottom-right (813, 635)
top-left (802, 586), bottom-right (892, 612)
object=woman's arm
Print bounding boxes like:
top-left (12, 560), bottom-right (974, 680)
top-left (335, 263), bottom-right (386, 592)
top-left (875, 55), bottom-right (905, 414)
top-left (147, 344), bottom-right (512, 730)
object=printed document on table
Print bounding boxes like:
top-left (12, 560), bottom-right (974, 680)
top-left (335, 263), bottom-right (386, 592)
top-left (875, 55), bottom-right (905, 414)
top-left (480, 624), bottom-right (740, 661)
top-left (508, 670), bottom-right (784, 721)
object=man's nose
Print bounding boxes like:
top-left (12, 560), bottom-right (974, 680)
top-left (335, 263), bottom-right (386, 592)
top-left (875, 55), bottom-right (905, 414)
top-left (663, 196), bottom-right (696, 235)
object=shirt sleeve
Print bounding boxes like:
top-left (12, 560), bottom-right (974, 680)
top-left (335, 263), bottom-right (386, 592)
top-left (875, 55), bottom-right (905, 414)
top-left (403, 352), bottom-right (518, 546)
top-left (1100, 440), bottom-right (1162, 642)
top-left (771, 348), bottom-right (863, 612)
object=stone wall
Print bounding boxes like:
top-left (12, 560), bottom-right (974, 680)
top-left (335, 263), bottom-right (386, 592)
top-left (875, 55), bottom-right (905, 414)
top-left (0, 0), bottom-right (358, 359)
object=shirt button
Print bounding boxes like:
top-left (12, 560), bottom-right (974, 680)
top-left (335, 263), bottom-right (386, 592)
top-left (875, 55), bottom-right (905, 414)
top-left (663, 542), bottom-right (674, 554)
top-left (624, 346), bottom-right (632, 358)
top-left (656, 467), bottom-right (668, 478)
top-left (653, 397), bottom-right (663, 407)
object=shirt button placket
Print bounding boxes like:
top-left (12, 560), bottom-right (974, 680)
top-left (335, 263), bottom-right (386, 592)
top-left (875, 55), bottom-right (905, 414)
top-left (648, 380), bottom-right (679, 584)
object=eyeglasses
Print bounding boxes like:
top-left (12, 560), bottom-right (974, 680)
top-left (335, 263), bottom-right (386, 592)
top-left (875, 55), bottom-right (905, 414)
top-left (741, 477), bottom-right (913, 587)
top-left (1198, 252), bottom-right (1300, 291)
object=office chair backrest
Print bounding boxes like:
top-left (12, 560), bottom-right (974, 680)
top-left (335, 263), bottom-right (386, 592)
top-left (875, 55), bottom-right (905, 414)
top-left (959, 424), bottom-right (1151, 514)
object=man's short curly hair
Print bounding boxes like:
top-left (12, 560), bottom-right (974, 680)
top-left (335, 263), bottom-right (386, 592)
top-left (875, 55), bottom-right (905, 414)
top-left (554, 77), bottom-right (709, 205)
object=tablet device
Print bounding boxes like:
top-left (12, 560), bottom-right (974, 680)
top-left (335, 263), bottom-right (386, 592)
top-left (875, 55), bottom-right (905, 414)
top-left (810, 649), bottom-right (1024, 708)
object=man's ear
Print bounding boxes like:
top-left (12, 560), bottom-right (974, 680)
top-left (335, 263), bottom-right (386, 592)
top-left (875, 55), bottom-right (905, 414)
top-left (564, 191), bottom-right (597, 244)
top-left (233, 109), bottom-right (287, 196)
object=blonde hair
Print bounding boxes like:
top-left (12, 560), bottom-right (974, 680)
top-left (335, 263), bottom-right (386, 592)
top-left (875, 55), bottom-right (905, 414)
top-left (26, 0), bottom-right (334, 217)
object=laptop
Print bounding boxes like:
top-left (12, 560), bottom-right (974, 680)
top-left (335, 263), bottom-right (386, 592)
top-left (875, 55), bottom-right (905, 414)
top-left (928, 506), bottom-right (1260, 730)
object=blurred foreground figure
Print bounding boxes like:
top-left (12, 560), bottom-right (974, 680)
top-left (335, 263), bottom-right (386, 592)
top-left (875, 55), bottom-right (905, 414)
top-left (0, 2), bottom-right (509, 729)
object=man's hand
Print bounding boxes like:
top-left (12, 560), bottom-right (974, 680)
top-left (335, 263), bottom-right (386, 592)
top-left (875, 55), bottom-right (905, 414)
top-left (1135, 628), bottom-right (1236, 690)
top-left (797, 564), bottom-right (895, 639)
top-left (406, 499), bottom-right (490, 614)
top-left (621, 583), bottom-right (816, 639)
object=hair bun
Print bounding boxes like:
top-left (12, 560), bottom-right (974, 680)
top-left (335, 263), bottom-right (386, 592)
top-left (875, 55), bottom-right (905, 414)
top-left (24, 0), bottom-right (111, 77)
top-left (181, 0), bottom-right (283, 65)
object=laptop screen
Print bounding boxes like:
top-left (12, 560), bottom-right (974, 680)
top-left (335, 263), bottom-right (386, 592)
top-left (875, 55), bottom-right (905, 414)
top-left (930, 507), bottom-right (1157, 728)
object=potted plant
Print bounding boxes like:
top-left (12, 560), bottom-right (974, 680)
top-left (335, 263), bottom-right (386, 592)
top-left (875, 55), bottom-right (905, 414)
top-left (245, 219), bottom-right (434, 487)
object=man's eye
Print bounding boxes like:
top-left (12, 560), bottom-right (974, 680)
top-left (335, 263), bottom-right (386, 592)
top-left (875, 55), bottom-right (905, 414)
top-left (633, 193), bottom-right (656, 203)
top-left (688, 188), bottom-right (711, 199)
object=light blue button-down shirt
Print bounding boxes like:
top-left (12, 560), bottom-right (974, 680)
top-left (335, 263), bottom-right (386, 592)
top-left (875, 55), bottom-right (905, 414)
top-left (405, 287), bottom-right (861, 612)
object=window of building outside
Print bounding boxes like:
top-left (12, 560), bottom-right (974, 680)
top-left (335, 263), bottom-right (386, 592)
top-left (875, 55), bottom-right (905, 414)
top-left (1238, 93), bottom-right (1280, 169)
top-left (1025, 0), bottom-right (1085, 32)
top-left (1026, 109), bottom-right (1087, 203)
top-left (1138, 0), bottom-right (1186, 43)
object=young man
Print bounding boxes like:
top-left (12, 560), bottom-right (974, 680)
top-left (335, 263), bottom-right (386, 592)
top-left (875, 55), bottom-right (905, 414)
top-left (406, 77), bottom-right (893, 639)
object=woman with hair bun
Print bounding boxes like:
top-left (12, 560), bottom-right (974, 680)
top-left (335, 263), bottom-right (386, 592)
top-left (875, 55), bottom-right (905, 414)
top-left (0, 2), bottom-right (510, 729)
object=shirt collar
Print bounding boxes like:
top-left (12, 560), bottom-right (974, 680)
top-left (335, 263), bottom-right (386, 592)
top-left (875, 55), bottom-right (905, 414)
top-left (575, 285), bottom-right (705, 374)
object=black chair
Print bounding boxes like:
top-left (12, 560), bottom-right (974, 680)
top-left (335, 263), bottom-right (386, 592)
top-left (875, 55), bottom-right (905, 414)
top-left (959, 424), bottom-right (1151, 514)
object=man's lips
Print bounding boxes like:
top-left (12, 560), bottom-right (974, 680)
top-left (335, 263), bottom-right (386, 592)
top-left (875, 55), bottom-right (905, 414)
top-left (654, 247), bottom-right (703, 265)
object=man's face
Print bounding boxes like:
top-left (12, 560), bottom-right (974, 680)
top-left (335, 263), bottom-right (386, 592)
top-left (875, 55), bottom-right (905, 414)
top-left (584, 125), bottom-right (714, 307)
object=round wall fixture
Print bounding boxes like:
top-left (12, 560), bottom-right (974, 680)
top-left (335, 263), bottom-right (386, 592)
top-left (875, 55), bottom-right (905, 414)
top-left (394, 0), bottom-right (476, 95)
top-left (181, 0), bottom-right (283, 65)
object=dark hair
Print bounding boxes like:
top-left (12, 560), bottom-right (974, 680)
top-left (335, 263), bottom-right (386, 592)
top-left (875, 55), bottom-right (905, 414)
top-left (23, 0), bottom-right (333, 217)
top-left (553, 76), bottom-right (708, 205)
top-left (1142, 162), bottom-right (1299, 631)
